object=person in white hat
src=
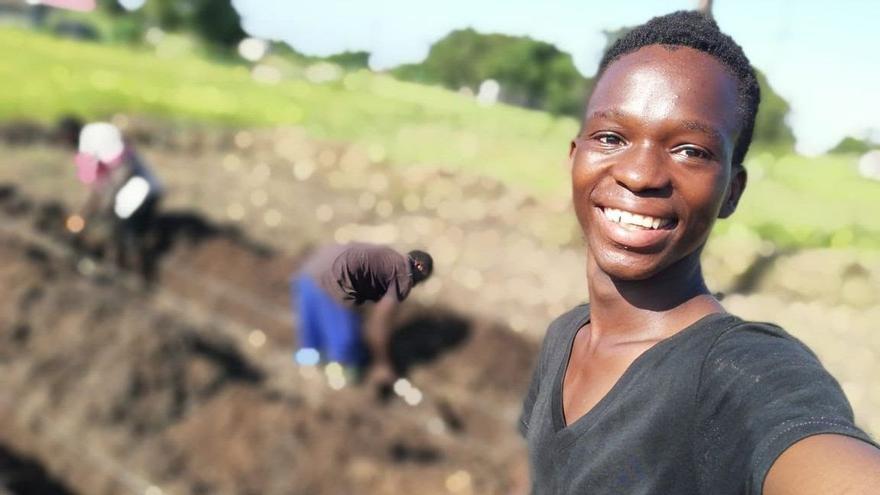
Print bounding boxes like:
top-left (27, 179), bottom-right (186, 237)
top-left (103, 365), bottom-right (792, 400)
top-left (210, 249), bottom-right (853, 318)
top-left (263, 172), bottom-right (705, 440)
top-left (69, 120), bottom-right (163, 277)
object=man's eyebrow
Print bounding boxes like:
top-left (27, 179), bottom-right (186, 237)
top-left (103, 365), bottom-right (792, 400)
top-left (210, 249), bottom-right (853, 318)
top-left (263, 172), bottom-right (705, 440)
top-left (586, 110), bottom-right (624, 120)
top-left (682, 120), bottom-right (723, 141)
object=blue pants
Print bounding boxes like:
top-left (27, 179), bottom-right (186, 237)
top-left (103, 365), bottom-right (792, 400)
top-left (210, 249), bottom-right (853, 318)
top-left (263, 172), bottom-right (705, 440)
top-left (292, 275), bottom-right (365, 366)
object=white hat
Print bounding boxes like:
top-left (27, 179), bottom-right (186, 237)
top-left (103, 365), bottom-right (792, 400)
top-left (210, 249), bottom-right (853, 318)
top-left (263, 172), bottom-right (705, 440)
top-left (78, 122), bottom-right (124, 163)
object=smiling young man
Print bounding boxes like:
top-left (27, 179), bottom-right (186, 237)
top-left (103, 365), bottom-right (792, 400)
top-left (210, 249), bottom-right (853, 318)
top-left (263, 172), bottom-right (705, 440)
top-left (517, 11), bottom-right (880, 494)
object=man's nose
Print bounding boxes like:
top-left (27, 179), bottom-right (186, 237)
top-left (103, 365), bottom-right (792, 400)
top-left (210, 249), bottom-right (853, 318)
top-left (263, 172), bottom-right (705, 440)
top-left (610, 142), bottom-right (671, 194)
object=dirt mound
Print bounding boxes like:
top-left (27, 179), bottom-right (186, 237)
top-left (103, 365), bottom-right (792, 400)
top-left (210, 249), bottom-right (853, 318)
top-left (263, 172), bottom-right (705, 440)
top-left (0, 186), bottom-right (535, 495)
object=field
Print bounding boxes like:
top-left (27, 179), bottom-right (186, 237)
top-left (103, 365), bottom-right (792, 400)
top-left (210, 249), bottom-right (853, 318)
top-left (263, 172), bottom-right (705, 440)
top-left (0, 28), bottom-right (572, 194)
top-left (3, 27), bottom-right (880, 248)
top-left (0, 26), bottom-right (878, 495)
top-left (1, 122), bottom-right (878, 495)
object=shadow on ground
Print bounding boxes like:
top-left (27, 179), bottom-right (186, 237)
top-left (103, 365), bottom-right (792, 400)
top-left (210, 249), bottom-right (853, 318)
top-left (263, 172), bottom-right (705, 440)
top-left (0, 444), bottom-right (76, 495)
top-left (389, 308), bottom-right (471, 376)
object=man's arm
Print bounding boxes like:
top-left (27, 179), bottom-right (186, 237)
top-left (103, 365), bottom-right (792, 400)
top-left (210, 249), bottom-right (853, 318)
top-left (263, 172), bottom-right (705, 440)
top-left (78, 164), bottom-right (131, 222)
top-left (764, 434), bottom-right (880, 495)
top-left (363, 290), bottom-right (399, 383)
top-left (77, 188), bottom-right (102, 223)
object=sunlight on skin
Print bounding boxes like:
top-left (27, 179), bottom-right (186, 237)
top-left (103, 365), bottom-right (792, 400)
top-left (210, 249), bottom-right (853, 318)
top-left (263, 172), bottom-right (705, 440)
top-left (617, 69), bottom-right (682, 125)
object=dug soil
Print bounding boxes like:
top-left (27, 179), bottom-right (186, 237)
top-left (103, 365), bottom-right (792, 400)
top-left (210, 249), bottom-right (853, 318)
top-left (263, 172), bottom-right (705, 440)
top-left (1, 120), bottom-right (877, 494)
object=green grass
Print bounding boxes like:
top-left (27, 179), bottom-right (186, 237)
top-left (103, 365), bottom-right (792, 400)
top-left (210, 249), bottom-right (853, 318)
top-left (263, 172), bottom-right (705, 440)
top-left (0, 27), bottom-right (574, 194)
top-left (716, 152), bottom-right (880, 249)
top-left (2, 27), bottom-right (879, 249)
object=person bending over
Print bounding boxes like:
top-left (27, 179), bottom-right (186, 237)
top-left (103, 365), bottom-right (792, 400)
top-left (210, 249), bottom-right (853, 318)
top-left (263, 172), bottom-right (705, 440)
top-left (292, 243), bottom-right (433, 385)
top-left (67, 120), bottom-right (163, 277)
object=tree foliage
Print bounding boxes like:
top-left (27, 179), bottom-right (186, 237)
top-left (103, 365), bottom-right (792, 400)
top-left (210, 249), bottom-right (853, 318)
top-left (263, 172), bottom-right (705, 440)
top-left (188, 0), bottom-right (245, 48)
top-left (829, 136), bottom-right (877, 154)
top-left (753, 70), bottom-right (795, 149)
top-left (393, 29), bottom-right (591, 117)
top-left (98, 0), bottom-right (244, 48)
top-left (325, 51), bottom-right (370, 70)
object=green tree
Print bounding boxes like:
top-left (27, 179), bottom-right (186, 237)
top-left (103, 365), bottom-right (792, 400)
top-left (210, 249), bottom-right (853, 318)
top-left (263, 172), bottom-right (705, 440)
top-left (829, 136), bottom-right (877, 154)
top-left (97, 0), bottom-right (126, 15)
top-left (325, 51), bottom-right (370, 70)
top-left (392, 29), bottom-right (590, 117)
top-left (189, 0), bottom-right (245, 48)
top-left (141, 0), bottom-right (192, 31)
top-left (100, 0), bottom-right (244, 49)
top-left (752, 70), bottom-right (795, 149)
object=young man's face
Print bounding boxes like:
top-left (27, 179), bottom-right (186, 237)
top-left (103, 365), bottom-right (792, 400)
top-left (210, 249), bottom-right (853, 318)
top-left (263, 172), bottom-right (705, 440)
top-left (571, 44), bottom-right (746, 281)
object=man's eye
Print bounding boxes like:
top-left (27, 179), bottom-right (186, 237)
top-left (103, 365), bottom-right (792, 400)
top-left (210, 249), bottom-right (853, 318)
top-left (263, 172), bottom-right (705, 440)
top-left (596, 134), bottom-right (623, 145)
top-left (678, 147), bottom-right (711, 159)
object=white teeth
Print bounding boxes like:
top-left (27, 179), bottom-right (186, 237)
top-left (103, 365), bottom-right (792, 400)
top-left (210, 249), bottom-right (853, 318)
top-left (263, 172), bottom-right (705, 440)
top-left (602, 208), bottom-right (670, 230)
top-left (607, 209), bottom-right (621, 222)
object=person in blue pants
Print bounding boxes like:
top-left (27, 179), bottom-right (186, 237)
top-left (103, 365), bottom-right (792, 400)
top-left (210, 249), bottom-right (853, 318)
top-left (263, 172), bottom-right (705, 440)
top-left (291, 243), bottom-right (433, 385)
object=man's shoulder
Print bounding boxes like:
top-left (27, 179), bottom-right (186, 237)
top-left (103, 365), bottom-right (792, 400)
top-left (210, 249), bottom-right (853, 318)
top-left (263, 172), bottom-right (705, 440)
top-left (708, 317), bottom-right (817, 360)
top-left (698, 316), bottom-right (827, 391)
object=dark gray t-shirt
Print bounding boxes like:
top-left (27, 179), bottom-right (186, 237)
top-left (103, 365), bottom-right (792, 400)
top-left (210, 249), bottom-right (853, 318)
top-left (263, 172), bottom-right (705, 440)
top-left (520, 304), bottom-right (877, 494)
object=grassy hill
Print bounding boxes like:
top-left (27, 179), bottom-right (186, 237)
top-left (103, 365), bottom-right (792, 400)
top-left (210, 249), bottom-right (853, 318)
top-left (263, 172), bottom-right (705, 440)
top-left (0, 27), bottom-right (574, 193)
top-left (1, 27), bottom-right (878, 248)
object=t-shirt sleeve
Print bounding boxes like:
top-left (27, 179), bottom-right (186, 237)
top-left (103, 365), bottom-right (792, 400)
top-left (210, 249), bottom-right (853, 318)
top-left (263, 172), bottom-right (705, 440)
top-left (694, 322), bottom-right (877, 494)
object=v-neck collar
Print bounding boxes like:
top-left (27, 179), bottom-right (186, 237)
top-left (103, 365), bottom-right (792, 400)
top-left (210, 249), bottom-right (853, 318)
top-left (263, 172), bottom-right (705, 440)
top-left (551, 309), bottom-right (731, 437)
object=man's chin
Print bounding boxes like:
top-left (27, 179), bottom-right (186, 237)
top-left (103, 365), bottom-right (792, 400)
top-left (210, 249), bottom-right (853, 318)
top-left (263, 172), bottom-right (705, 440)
top-left (590, 252), bottom-right (666, 283)
top-left (606, 268), bottom-right (659, 283)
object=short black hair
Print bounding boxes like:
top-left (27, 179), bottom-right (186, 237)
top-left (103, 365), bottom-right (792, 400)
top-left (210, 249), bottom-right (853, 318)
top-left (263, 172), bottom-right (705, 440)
top-left (407, 250), bottom-right (433, 284)
top-left (595, 10), bottom-right (760, 166)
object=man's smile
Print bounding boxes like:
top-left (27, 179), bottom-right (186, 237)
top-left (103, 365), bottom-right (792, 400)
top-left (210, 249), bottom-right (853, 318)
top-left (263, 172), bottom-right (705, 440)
top-left (599, 206), bottom-right (676, 230)
top-left (593, 205), bottom-right (678, 250)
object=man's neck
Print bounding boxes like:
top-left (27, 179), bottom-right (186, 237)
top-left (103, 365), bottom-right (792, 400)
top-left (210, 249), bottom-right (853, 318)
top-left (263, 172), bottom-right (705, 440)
top-left (585, 251), bottom-right (724, 344)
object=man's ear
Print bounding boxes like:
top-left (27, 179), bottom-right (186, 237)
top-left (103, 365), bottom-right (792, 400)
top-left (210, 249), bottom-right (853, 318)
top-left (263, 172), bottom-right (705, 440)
top-left (719, 164), bottom-right (747, 219)
top-left (569, 139), bottom-right (577, 161)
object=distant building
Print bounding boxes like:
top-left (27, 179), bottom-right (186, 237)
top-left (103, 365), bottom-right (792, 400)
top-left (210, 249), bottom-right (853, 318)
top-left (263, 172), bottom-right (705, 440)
top-left (857, 150), bottom-right (880, 181)
top-left (476, 79), bottom-right (500, 106)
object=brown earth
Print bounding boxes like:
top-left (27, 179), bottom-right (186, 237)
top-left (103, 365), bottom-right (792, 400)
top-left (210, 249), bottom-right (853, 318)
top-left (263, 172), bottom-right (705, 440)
top-left (0, 183), bottom-right (534, 495)
top-left (0, 119), bottom-right (878, 494)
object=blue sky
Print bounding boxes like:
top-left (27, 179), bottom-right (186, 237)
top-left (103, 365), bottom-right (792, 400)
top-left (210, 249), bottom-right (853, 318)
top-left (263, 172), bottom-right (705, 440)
top-left (233, 0), bottom-right (880, 155)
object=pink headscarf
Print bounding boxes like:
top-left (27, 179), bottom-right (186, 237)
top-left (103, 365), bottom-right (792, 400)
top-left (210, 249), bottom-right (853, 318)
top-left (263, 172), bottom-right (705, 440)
top-left (74, 149), bottom-right (126, 185)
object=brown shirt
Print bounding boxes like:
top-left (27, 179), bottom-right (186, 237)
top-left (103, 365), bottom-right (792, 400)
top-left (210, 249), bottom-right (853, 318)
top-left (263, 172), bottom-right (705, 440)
top-left (302, 243), bottom-right (413, 306)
